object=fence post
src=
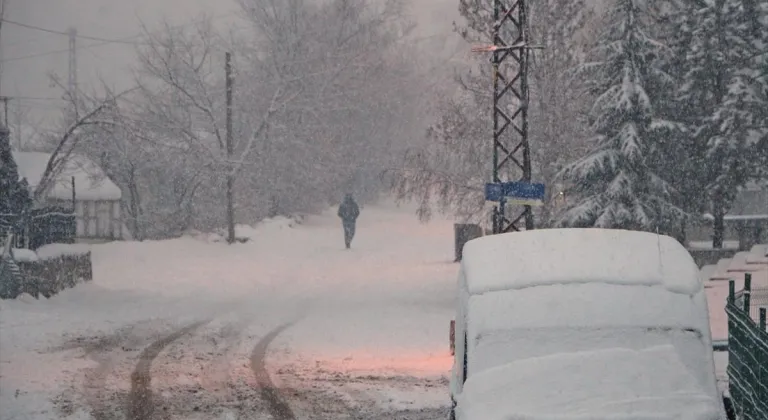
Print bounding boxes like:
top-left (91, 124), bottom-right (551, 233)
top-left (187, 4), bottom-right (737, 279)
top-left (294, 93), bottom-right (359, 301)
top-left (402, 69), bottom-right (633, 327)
top-left (743, 273), bottom-right (752, 313)
top-left (760, 308), bottom-right (766, 331)
top-left (450, 320), bottom-right (456, 355)
top-left (728, 280), bottom-right (735, 305)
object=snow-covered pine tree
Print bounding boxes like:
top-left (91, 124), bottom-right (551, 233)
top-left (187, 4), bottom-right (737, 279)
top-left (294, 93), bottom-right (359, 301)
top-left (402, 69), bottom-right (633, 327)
top-left (668, 0), bottom-right (768, 247)
top-left (646, 0), bottom-right (718, 241)
top-left (557, 0), bottom-right (685, 233)
top-left (0, 125), bottom-right (31, 216)
top-left (705, 0), bottom-right (768, 247)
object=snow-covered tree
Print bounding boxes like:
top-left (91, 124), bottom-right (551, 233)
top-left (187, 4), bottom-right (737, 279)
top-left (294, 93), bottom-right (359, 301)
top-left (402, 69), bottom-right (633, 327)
top-left (392, 0), bottom-right (595, 225)
top-left (665, 0), bottom-right (768, 247)
top-left (654, 0), bottom-right (712, 221)
top-left (704, 0), bottom-right (768, 247)
top-left (0, 125), bottom-right (31, 215)
top-left (236, 0), bottom-right (419, 215)
top-left (557, 0), bottom-right (685, 232)
top-left (69, 0), bottom-right (423, 239)
top-left (32, 78), bottom-right (128, 206)
top-left (391, 71), bottom-right (493, 223)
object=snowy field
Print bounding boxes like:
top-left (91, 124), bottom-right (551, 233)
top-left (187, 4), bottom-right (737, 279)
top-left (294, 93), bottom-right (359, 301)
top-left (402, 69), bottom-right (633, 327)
top-left (0, 200), bottom-right (457, 420)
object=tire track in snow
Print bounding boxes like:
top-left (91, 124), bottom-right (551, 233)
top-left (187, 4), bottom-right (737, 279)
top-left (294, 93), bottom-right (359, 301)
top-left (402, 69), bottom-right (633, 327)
top-left (127, 320), bottom-right (209, 420)
top-left (83, 327), bottom-right (144, 420)
top-left (195, 315), bottom-right (258, 418)
top-left (200, 317), bottom-right (252, 394)
top-left (67, 320), bottom-right (157, 420)
top-left (250, 322), bottom-right (297, 420)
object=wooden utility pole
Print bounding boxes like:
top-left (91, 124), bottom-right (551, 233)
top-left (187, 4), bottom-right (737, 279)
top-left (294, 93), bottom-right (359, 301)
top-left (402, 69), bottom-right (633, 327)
top-left (0, 96), bottom-right (9, 127)
top-left (225, 52), bottom-right (235, 244)
top-left (68, 27), bottom-right (78, 118)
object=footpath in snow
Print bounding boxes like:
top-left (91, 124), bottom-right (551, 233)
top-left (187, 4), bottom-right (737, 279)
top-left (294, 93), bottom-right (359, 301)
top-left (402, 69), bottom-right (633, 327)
top-left (0, 200), bottom-right (457, 420)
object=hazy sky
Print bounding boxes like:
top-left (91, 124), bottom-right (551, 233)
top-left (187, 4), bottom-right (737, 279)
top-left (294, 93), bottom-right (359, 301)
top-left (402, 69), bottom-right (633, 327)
top-left (0, 0), bottom-right (459, 124)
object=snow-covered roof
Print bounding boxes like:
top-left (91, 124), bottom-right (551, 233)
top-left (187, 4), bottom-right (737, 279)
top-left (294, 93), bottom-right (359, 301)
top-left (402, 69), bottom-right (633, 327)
top-left (457, 345), bottom-right (720, 420)
top-left (12, 151), bottom-right (121, 201)
top-left (461, 228), bottom-right (701, 296)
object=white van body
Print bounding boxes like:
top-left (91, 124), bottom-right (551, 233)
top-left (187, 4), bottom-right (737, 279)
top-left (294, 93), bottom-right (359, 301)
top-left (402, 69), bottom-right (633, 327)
top-left (450, 228), bottom-right (725, 420)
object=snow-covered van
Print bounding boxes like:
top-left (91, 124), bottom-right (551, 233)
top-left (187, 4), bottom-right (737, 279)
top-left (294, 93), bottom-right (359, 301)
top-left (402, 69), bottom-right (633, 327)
top-left (449, 228), bottom-right (727, 420)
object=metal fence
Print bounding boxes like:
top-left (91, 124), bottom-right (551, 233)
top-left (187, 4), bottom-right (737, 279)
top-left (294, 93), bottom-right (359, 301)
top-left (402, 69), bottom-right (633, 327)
top-left (726, 274), bottom-right (768, 420)
top-left (0, 214), bottom-right (25, 248)
top-left (0, 207), bottom-right (75, 250)
top-left (735, 287), bottom-right (768, 321)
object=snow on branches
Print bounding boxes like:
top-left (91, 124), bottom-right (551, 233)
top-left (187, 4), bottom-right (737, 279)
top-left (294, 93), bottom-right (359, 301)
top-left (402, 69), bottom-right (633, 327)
top-left (557, 0), bottom-right (685, 232)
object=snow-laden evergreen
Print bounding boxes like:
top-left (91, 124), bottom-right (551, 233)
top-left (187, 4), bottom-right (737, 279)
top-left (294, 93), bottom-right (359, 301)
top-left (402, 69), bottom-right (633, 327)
top-left (669, 0), bottom-right (768, 247)
top-left (662, 0), bottom-right (722, 218)
top-left (557, 0), bottom-right (684, 232)
top-left (0, 126), bottom-right (31, 216)
top-left (705, 0), bottom-right (768, 198)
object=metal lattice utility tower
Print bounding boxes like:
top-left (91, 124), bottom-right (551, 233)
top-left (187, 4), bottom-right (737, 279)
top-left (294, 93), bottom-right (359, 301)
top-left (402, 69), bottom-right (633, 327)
top-left (474, 0), bottom-right (542, 234)
top-left (68, 27), bottom-right (78, 116)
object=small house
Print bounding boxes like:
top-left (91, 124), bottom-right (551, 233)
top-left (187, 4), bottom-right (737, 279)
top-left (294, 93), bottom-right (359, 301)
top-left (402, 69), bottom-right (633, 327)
top-left (12, 151), bottom-right (124, 240)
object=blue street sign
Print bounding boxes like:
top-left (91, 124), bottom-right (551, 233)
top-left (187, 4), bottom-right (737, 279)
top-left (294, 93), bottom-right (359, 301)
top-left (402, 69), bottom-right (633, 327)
top-left (485, 181), bottom-right (546, 206)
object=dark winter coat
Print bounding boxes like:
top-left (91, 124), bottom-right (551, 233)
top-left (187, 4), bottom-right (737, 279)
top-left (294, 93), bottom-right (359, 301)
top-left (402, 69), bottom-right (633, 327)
top-left (337, 195), bottom-right (360, 222)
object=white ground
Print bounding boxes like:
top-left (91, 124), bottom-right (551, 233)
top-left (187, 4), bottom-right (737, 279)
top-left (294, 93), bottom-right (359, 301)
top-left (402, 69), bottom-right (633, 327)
top-left (0, 200), bottom-right (457, 420)
top-left (0, 200), bottom-right (738, 420)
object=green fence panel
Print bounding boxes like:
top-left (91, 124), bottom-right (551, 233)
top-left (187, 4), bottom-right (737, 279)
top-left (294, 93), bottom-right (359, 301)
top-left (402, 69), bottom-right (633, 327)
top-left (727, 276), bottom-right (768, 420)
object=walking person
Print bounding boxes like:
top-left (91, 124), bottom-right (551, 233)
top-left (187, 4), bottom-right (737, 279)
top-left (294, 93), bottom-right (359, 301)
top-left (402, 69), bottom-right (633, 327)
top-left (337, 193), bottom-right (360, 249)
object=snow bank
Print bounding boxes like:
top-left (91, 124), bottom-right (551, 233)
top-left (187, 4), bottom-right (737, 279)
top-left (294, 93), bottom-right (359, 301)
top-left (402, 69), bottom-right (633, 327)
top-left (235, 216), bottom-right (297, 238)
top-left (457, 345), bottom-right (720, 420)
top-left (462, 229), bottom-right (700, 296)
top-left (747, 244), bottom-right (768, 262)
top-left (186, 217), bottom-right (299, 243)
top-left (707, 258), bottom-right (733, 281)
top-left (700, 265), bottom-right (716, 283)
top-left (35, 243), bottom-right (91, 260)
top-left (16, 293), bottom-right (39, 303)
top-left (724, 251), bottom-right (751, 272)
top-left (0, 247), bottom-right (39, 262)
top-left (688, 240), bottom-right (740, 250)
top-left (701, 243), bottom-right (768, 340)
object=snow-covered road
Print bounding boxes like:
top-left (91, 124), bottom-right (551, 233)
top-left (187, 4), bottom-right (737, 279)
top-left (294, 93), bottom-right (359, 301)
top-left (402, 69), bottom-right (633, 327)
top-left (0, 201), bottom-right (457, 419)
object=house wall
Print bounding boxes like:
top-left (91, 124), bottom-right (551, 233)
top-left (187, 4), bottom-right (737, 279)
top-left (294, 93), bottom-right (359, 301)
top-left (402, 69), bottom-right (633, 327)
top-left (49, 199), bottom-right (122, 239)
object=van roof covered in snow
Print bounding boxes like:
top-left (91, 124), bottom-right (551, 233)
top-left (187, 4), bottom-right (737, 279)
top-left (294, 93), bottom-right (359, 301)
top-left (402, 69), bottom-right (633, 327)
top-left (461, 228), bottom-right (701, 296)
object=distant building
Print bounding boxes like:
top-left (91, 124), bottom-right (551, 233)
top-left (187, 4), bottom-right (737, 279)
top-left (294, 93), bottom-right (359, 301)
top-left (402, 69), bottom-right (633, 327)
top-left (12, 151), bottom-right (124, 240)
top-left (688, 183), bottom-right (768, 251)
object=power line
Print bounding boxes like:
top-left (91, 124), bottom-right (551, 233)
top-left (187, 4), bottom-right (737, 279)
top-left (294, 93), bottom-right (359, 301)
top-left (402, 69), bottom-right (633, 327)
top-left (0, 95), bottom-right (65, 101)
top-left (2, 34), bottom-right (55, 47)
top-left (1, 18), bottom-right (144, 45)
top-left (0, 12), bottom-right (239, 64)
top-left (0, 36), bottom-right (142, 63)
